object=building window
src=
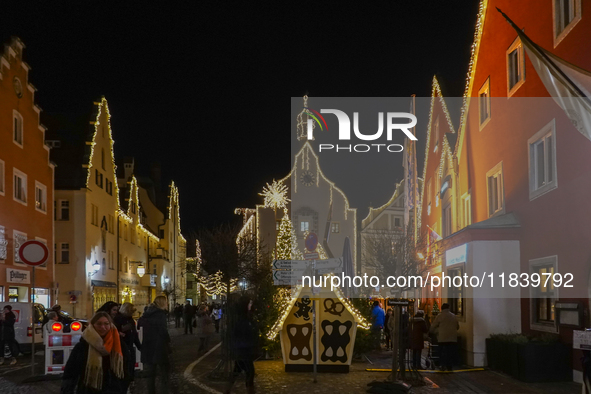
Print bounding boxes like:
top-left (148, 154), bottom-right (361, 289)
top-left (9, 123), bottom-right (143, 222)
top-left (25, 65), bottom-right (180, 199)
top-left (0, 226), bottom-right (7, 260)
top-left (442, 204), bottom-right (452, 238)
top-left (13, 168), bottom-right (27, 205)
top-left (124, 256), bottom-right (128, 273)
top-left (479, 77), bottom-right (491, 128)
top-left (13, 231), bottom-right (27, 264)
top-left (461, 193), bottom-right (472, 228)
top-left (507, 37), bottom-right (525, 95)
top-left (101, 148), bottom-right (105, 170)
top-left (35, 181), bottom-right (47, 213)
top-left (58, 200), bottom-right (70, 221)
top-left (486, 162), bottom-right (504, 217)
top-left (331, 223), bottom-right (340, 233)
top-left (102, 258), bottom-right (106, 275)
top-left (529, 119), bottom-right (558, 200)
top-left (59, 243), bottom-right (69, 264)
top-left (124, 224), bottom-right (128, 241)
top-left (530, 256), bottom-right (558, 332)
top-left (433, 116), bottom-right (439, 152)
top-left (95, 170), bottom-right (103, 188)
top-left (108, 215), bottom-right (114, 234)
top-left (300, 221), bottom-right (309, 232)
top-left (553, 0), bottom-right (581, 45)
top-left (448, 267), bottom-right (464, 317)
top-left (0, 159), bottom-right (5, 195)
top-left (91, 204), bottom-right (99, 226)
top-left (13, 110), bottom-right (23, 146)
top-left (105, 180), bottom-right (112, 195)
top-left (394, 217), bottom-right (401, 229)
top-left (109, 251), bottom-right (114, 269)
top-left (427, 178), bottom-right (432, 216)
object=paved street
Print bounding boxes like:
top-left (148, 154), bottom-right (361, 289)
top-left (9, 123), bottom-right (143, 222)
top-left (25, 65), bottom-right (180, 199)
top-left (0, 323), bottom-right (582, 393)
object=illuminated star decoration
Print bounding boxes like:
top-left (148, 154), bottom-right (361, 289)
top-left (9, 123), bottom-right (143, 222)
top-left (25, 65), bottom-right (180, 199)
top-left (259, 180), bottom-right (290, 211)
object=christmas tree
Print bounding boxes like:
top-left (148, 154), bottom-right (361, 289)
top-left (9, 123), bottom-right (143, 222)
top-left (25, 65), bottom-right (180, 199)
top-left (274, 213), bottom-right (303, 260)
top-left (432, 299), bottom-right (440, 315)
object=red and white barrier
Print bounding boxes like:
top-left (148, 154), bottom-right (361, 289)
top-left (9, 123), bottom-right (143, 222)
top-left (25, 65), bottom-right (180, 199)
top-left (44, 322), bottom-right (82, 375)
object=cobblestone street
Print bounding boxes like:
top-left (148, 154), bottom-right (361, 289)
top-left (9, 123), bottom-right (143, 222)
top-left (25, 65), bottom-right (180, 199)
top-left (0, 324), bottom-right (582, 393)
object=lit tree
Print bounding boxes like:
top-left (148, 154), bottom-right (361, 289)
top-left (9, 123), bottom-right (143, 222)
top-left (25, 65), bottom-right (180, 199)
top-left (274, 213), bottom-right (303, 260)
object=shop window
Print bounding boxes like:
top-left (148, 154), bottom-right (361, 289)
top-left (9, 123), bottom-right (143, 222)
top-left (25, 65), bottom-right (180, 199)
top-left (507, 37), bottom-right (525, 95)
top-left (529, 119), bottom-right (557, 200)
top-left (486, 162), bottom-right (504, 217)
top-left (479, 77), bottom-right (491, 128)
top-left (530, 256), bottom-right (558, 332)
top-left (447, 267), bottom-right (464, 317)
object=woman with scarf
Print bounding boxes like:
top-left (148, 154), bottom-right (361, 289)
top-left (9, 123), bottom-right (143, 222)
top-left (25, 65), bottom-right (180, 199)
top-left (61, 311), bottom-right (127, 394)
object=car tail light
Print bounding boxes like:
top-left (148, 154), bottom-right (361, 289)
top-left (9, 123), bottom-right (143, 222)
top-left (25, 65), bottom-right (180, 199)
top-left (27, 326), bottom-right (32, 337)
top-left (71, 321), bottom-right (82, 331)
top-left (52, 322), bottom-right (63, 332)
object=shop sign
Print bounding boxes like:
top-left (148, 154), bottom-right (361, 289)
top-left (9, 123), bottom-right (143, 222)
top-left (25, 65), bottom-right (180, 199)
top-left (7, 268), bottom-right (30, 284)
top-left (120, 276), bottom-right (140, 286)
top-left (446, 244), bottom-right (467, 267)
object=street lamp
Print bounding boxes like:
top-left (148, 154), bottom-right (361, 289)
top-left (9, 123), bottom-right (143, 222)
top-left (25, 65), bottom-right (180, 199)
top-left (92, 260), bottom-right (100, 273)
top-left (164, 276), bottom-right (170, 284)
top-left (136, 264), bottom-right (146, 278)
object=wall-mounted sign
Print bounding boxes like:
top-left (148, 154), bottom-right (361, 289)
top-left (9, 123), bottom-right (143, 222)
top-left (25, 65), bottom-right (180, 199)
top-left (120, 276), bottom-right (140, 286)
top-left (7, 268), bottom-right (30, 284)
top-left (446, 244), bottom-right (467, 267)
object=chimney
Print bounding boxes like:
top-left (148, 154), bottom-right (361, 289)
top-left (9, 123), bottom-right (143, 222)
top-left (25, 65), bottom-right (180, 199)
top-left (123, 157), bottom-right (135, 180)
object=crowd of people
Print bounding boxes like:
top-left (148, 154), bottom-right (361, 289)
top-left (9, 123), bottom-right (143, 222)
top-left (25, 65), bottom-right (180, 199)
top-left (371, 301), bottom-right (459, 371)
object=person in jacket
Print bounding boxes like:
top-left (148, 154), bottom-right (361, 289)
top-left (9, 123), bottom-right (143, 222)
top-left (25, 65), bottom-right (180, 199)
top-left (371, 301), bottom-right (385, 350)
top-left (0, 305), bottom-right (18, 365)
top-left (384, 309), bottom-right (393, 350)
top-left (61, 311), bottom-right (127, 394)
top-left (410, 310), bottom-right (429, 369)
top-left (183, 301), bottom-right (195, 335)
top-left (173, 304), bottom-right (183, 328)
top-left (211, 304), bottom-right (222, 333)
top-left (227, 296), bottom-right (257, 394)
top-left (137, 296), bottom-right (170, 394)
top-left (196, 305), bottom-right (214, 352)
top-left (429, 303), bottom-right (459, 371)
top-left (97, 301), bottom-right (120, 321)
top-left (114, 302), bottom-right (142, 392)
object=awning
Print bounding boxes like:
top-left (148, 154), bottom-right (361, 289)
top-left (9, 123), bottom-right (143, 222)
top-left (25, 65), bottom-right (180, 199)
top-left (91, 280), bottom-right (117, 288)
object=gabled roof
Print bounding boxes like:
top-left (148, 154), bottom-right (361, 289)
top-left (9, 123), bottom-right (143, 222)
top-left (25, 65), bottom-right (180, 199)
top-left (361, 180), bottom-right (404, 229)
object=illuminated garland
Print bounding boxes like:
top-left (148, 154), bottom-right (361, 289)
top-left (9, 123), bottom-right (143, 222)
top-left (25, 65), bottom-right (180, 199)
top-left (275, 213), bottom-right (303, 260)
top-left (296, 95), bottom-right (316, 141)
top-left (197, 270), bottom-right (238, 296)
top-left (167, 181), bottom-right (186, 243)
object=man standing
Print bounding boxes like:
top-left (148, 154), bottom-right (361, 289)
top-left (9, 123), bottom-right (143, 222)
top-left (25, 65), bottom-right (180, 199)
top-left (174, 304), bottom-right (183, 328)
top-left (0, 305), bottom-right (18, 365)
top-left (371, 301), bottom-right (385, 350)
top-left (183, 301), bottom-right (195, 335)
top-left (429, 303), bottom-right (459, 371)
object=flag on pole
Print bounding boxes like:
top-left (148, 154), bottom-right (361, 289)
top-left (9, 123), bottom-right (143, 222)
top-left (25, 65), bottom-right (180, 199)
top-left (497, 8), bottom-right (591, 142)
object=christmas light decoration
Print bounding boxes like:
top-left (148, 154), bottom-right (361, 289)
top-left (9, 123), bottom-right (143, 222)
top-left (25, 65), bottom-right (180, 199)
top-left (168, 181), bottom-right (186, 243)
top-left (197, 270), bottom-right (238, 296)
top-left (259, 180), bottom-right (290, 211)
top-left (296, 95), bottom-right (316, 141)
top-left (275, 213), bottom-right (303, 260)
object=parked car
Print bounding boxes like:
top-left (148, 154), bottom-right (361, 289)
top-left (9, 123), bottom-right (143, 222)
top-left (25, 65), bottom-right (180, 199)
top-left (0, 302), bottom-right (44, 355)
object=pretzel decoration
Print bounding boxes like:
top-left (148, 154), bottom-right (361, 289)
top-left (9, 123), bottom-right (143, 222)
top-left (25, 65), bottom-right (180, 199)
top-left (323, 298), bottom-right (345, 316)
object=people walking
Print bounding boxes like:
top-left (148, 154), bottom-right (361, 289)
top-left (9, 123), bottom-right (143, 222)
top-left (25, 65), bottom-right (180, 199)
top-left (61, 311), bottom-right (127, 394)
top-left (429, 303), bottom-right (459, 371)
top-left (226, 296), bottom-right (256, 394)
top-left (410, 310), bottom-right (429, 369)
top-left (174, 304), bottom-right (183, 328)
top-left (371, 301), bottom-right (385, 350)
top-left (384, 308), bottom-right (393, 350)
top-left (114, 303), bottom-right (142, 393)
top-left (183, 301), bottom-right (195, 335)
top-left (97, 301), bottom-right (120, 321)
top-left (196, 305), bottom-right (214, 352)
top-left (137, 296), bottom-right (171, 394)
top-left (211, 304), bottom-right (222, 333)
top-left (0, 305), bottom-right (18, 365)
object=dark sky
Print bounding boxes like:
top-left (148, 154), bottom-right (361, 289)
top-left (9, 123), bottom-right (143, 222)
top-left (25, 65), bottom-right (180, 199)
top-left (1, 2), bottom-right (480, 234)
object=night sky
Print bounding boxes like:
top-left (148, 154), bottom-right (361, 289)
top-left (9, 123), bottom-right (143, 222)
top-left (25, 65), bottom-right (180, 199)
top-left (1, 2), bottom-right (480, 233)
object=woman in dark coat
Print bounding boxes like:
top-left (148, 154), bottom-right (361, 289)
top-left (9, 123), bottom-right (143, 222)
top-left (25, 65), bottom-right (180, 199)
top-left (114, 302), bottom-right (142, 392)
top-left (137, 296), bottom-right (170, 394)
top-left (61, 311), bottom-right (128, 394)
top-left (0, 305), bottom-right (18, 365)
top-left (410, 310), bottom-right (429, 369)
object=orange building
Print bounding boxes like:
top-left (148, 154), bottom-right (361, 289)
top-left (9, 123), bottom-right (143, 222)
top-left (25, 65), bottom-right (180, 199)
top-left (0, 38), bottom-right (55, 308)
top-left (418, 0), bottom-right (591, 380)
